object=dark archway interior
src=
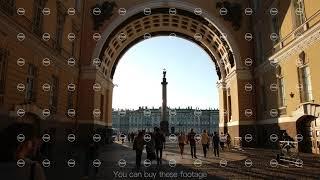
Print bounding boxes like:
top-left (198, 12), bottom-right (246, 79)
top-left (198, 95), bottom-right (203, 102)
top-left (296, 115), bottom-right (316, 153)
top-left (99, 7), bottom-right (235, 81)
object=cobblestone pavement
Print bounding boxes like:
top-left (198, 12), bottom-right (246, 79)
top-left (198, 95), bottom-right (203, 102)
top-left (95, 141), bottom-right (320, 180)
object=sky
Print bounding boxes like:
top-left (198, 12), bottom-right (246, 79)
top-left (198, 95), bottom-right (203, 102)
top-left (112, 36), bottom-right (219, 110)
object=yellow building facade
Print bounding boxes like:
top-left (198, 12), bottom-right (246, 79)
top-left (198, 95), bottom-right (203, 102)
top-left (253, 0), bottom-right (320, 153)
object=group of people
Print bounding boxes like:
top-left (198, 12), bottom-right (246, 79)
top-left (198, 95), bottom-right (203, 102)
top-left (130, 127), bottom-right (232, 169)
top-left (132, 127), bottom-right (166, 169)
top-left (177, 129), bottom-right (231, 159)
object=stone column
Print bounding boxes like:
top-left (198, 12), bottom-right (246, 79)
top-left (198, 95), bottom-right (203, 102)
top-left (160, 69), bottom-right (169, 135)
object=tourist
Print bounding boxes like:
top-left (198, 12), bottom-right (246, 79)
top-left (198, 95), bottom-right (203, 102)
top-left (145, 132), bottom-right (156, 163)
top-left (154, 127), bottom-right (165, 165)
top-left (201, 130), bottom-right (210, 158)
top-left (178, 132), bottom-right (187, 158)
top-left (130, 132), bottom-right (135, 143)
top-left (220, 132), bottom-right (225, 151)
top-left (187, 128), bottom-right (197, 159)
top-left (226, 133), bottom-right (231, 150)
top-left (212, 132), bottom-right (220, 157)
top-left (133, 131), bottom-right (145, 169)
top-left (0, 122), bottom-right (46, 180)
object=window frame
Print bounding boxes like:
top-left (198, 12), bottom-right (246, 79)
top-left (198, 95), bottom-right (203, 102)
top-left (292, 0), bottom-right (306, 28)
top-left (25, 64), bottom-right (38, 103)
top-left (49, 75), bottom-right (59, 112)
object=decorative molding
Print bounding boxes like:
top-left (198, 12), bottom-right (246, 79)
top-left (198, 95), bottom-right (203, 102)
top-left (269, 22), bottom-right (320, 62)
top-left (91, 0), bottom-right (242, 76)
top-left (216, 1), bottom-right (242, 31)
top-left (91, 1), bottom-right (117, 30)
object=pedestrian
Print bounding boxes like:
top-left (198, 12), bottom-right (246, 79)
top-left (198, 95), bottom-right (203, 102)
top-left (201, 130), bottom-right (210, 158)
top-left (0, 122), bottom-right (46, 180)
top-left (145, 132), bottom-right (156, 163)
top-left (130, 132), bottom-right (134, 143)
top-left (187, 128), bottom-right (197, 159)
top-left (133, 131), bottom-right (145, 169)
top-left (226, 133), bottom-right (231, 150)
top-left (213, 132), bottom-right (220, 157)
top-left (154, 127), bottom-right (165, 165)
top-left (178, 132), bottom-right (187, 158)
top-left (128, 132), bottom-right (131, 142)
top-left (220, 132), bottom-right (225, 151)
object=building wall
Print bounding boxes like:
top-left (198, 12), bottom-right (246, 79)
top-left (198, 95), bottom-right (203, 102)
top-left (0, 0), bottom-right (82, 128)
top-left (253, 0), bottom-right (320, 153)
top-left (112, 107), bottom-right (219, 135)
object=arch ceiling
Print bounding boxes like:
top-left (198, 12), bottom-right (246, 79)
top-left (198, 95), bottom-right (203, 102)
top-left (95, 7), bottom-right (238, 81)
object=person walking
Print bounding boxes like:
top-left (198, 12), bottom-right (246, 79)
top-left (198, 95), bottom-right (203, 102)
top-left (187, 128), bottom-right (197, 159)
top-left (220, 132), bottom-right (225, 151)
top-left (178, 132), bottom-right (187, 158)
top-left (0, 122), bottom-right (46, 180)
top-left (226, 133), bottom-right (231, 150)
top-left (128, 132), bottom-right (131, 143)
top-left (130, 132), bottom-right (135, 144)
top-left (133, 131), bottom-right (145, 169)
top-left (154, 127), bottom-right (165, 165)
top-left (145, 132), bottom-right (156, 163)
top-left (213, 132), bottom-right (220, 157)
top-left (201, 130), bottom-right (210, 158)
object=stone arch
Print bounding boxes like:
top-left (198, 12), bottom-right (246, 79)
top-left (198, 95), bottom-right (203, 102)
top-left (92, 1), bottom-right (244, 81)
top-left (78, 0), bottom-right (255, 141)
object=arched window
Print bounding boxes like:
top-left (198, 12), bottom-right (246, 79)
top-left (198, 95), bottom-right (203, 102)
top-left (292, 0), bottom-right (306, 28)
top-left (297, 51), bottom-right (313, 102)
top-left (276, 66), bottom-right (286, 108)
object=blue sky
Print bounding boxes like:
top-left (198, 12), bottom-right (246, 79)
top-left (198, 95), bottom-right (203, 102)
top-left (112, 36), bottom-right (219, 110)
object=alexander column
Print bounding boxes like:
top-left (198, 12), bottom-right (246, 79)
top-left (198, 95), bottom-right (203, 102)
top-left (160, 69), bottom-right (169, 135)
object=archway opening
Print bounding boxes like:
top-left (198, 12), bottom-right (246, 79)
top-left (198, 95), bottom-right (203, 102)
top-left (112, 36), bottom-right (220, 135)
top-left (296, 115), bottom-right (317, 153)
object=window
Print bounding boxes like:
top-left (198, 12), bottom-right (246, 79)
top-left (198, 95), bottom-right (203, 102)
top-left (0, 0), bottom-right (15, 15)
top-left (299, 66), bottom-right (313, 102)
top-left (293, 0), bottom-right (306, 28)
top-left (67, 91), bottom-right (74, 110)
top-left (75, 0), bottom-right (82, 12)
top-left (298, 52), bottom-right (313, 102)
top-left (25, 64), bottom-right (38, 102)
top-left (253, 0), bottom-right (261, 10)
top-left (55, 2), bottom-right (66, 51)
top-left (0, 49), bottom-right (8, 94)
top-left (49, 76), bottom-right (59, 112)
top-left (276, 66), bottom-right (286, 107)
top-left (33, 0), bottom-right (46, 35)
top-left (71, 25), bottom-right (79, 57)
top-left (271, 15), bottom-right (280, 43)
top-left (278, 77), bottom-right (286, 107)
